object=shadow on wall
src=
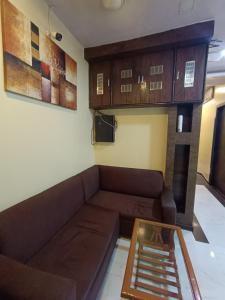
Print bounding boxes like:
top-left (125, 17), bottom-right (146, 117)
top-left (94, 107), bottom-right (168, 173)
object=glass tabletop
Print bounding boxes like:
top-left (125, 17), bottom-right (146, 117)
top-left (121, 219), bottom-right (202, 300)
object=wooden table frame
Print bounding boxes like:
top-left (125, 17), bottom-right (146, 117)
top-left (121, 219), bottom-right (202, 300)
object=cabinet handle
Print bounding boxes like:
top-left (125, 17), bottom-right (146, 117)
top-left (138, 75), bottom-right (140, 84)
top-left (107, 79), bottom-right (110, 87)
top-left (176, 71), bottom-right (180, 80)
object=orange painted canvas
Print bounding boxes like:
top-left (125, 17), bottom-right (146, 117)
top-left (1, 0), bottom-right (77, 110)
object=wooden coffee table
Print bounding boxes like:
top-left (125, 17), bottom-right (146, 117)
top-left (121, 219), bottom-right (202, 300)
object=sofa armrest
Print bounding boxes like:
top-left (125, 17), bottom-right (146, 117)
top-left (160, 188), bottom-right (176, 225)
top-left (0, 255), bottom-right (76, 300)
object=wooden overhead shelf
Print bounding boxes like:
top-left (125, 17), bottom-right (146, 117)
top-left (84, 21), bottom-right (214, 61)
top-left (86, 21), bottom-right (214, 109)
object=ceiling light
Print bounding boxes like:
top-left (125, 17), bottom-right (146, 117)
top-left (102, 0), bottom-right (125, 10)
top-left (208, 49), bottom-right (225, 62)
top-left (210, 251), bottom-right (215, 258)
top-left (216, 86), bottom-right (225, 94)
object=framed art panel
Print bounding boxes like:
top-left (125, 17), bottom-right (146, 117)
top-left (1, 0), bottom-right (77, 110)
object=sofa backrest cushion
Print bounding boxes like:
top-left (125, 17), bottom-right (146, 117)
top-left (0, 175), bottom-right (84, 263)
top-left (99, 165), bottom-right (164, 199)
top-left (80, 165), bottom-right (99, 201)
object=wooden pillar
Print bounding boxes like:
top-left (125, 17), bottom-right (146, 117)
top-left (165, 104), bottom-right (202, 230)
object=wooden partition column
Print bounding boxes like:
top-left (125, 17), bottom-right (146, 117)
top-left (165, 104), bottom-right (202, 229)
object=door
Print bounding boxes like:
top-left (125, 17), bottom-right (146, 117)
top-left (137, 50), bottom-right (174, 104)
top-left (112, 57), bottom-right (139, 106)
top-left (210, 105), bottom-right (225, 195)
top-left (174, 44), bottom-right (208, 103)
top-left (89, 61), bottom-right (111, 108)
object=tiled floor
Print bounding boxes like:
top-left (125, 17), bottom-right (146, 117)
top-left (97, 185), bottom-right (225, 300)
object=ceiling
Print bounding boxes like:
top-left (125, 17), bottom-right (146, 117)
top-left (47, 0), bottom-right (225, 76)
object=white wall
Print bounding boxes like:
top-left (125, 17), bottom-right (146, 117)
top-left (0, 0), bottom-right (94, 211)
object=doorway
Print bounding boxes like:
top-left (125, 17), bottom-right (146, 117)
top-left (210, 105), bottom-right (225, 195)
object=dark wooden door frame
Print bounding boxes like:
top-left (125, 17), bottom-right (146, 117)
top-left (209, 104), bottom-right (225, 185)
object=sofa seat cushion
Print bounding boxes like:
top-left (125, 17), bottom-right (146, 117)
top-left (28, 205), bottom-right (119, 300)
top-left (88, 190), bottom-right (162, 221)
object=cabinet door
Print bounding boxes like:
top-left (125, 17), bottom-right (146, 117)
top-left (112, 57), bottom-right (139, 106)
top-left (138, 50), bottom-right (174, 104)
top-left (174, 45), bottom-right (208, 102)
top-left (89, 61), bottom-right (111, 108)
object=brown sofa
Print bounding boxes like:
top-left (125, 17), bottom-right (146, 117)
top-left (0, 165), bottom-right (176, 300)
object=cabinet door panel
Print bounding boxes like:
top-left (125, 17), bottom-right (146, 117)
top-left (90, 61), bottom-right (111, 108)
top-left (138, 50), bottom-right (174, 104)
top-left (112, 57), bottom-right (139, 106)
top-left (174, 45), bottom-right (208, 102)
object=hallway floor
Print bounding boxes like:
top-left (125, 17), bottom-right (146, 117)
top-left (97, 185), bottom-right (225, 300)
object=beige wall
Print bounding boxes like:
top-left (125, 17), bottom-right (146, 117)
top-left (94, 108), bottom-right (168, 173)
top-left (198, 86), bottom-right (225, 180)
top-left (0, 0), bottom-right (94, 211)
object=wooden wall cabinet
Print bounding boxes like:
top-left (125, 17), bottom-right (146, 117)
top-left (87, 21), bottom-right (213, 109)
top-left (89, 44), bottom-right (208, 109)
top-left (89, 61), bottom-right (111, 109)
top-left (89, 50), bottom-right (175, 108)
top-left (174, 44), bottom-right (208, 103)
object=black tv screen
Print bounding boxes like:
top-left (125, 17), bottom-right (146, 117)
top-left (95, 115), bottom-right (115, 142)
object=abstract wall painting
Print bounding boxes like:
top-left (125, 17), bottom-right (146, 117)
top-left (1, 0), bottom-right (77, 110)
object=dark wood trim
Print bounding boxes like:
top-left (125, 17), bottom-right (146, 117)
top-left (89, 101), bottom-right (203, 110)
top-left (197, 173), bottom-right (225, 207)
top-left (193, 213), bottom-right (209, 244)
top-left (209, 104), bottom-right (225, 185)
top-left (85, 21), bottom-right (214, 61)
top-left (209, 111), bottom-right (218, 185)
